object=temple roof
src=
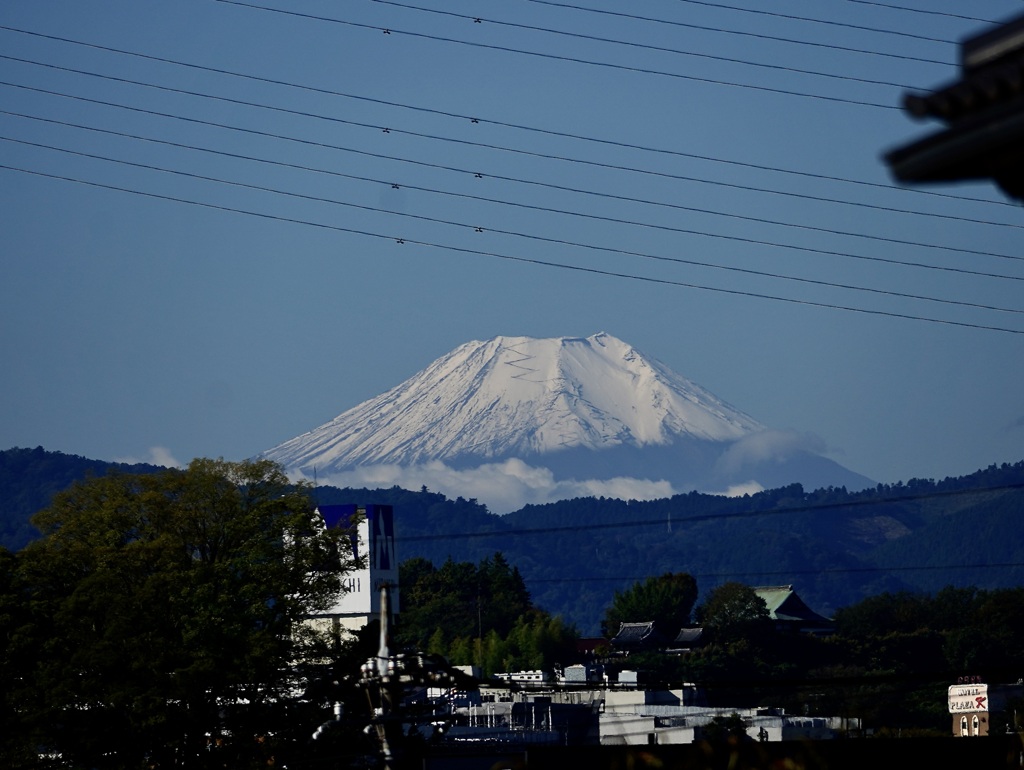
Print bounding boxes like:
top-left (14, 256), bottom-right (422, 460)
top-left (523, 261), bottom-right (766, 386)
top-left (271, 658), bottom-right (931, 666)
top-left (610, 621), bottom-right (669, 650)
top-left (673, 626), bottom-right (705, 647)
top-left (753, 585), bottom-right (832, 628)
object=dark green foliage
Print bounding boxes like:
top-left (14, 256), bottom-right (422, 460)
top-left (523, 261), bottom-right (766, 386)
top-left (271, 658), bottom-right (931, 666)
top-left (598, 579), bottom-right (1024, 732)
top-left (832, 586), bottom-right (1024, 681)
top-left (696, 582), bottom-right (772, 644)
top-left (5, 448), bottom-right (1024, 638)
top-left (2, 459), bottom-right (354, 768)
top-left (472, 612), bottom-right (579, 675)
top-left (601, 572), bottom-right (698, 638)
top-left (397, 552), bottom-right (532, 650)
top-left (396, 553), bottom-right (577, 676)
top-left (0, 446), bottom-right (164, 552)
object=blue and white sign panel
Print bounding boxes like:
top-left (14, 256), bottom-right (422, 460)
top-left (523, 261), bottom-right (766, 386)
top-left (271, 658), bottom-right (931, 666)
top-left (316, 504), bottom-right (399, 617)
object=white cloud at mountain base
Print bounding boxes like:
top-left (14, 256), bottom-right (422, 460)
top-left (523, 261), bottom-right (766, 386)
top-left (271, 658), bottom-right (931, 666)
top-left (114, 446), bottom-right (183, 468)
top-left (712, 429), bottom-right (829, 476)
top-left (295, 458), bottom-right (676, 514)
top-left (710, 481), bottom-right (766, 498)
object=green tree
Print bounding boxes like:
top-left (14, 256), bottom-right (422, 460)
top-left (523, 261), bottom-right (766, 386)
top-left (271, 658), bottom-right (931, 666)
top-left (396, 554), bottom-right (576, 677)
top-left (396, 553), bottom-right (531, 649)
top-left (478, 552), bottom-right (531, 637)
top-left (601, 572), bottom-right (698, 638)
top-left (506, 612), bottom-right (578, 672)
top-left (0, 546), bottom-right (37, 767)
top-left (696, 582), bottom-right (771, 644)
top-left (10, 458), bottom-right (353, 768)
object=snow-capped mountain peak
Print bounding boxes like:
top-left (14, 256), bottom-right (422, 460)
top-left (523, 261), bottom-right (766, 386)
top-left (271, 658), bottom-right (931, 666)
top-left (263, 332), bottom-right (763, 474)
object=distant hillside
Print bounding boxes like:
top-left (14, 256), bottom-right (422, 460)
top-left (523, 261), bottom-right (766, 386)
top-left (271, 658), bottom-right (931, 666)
top-left (291, 468), bottom-right (1024, 634)
top-left (2, 447), bottom-right (1022, 635)
top-left (0, 447), bottom-right (165, 551)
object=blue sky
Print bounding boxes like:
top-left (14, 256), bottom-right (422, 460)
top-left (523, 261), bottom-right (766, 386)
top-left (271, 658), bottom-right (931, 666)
top-left (2, 0), bottom-right (1022, 491)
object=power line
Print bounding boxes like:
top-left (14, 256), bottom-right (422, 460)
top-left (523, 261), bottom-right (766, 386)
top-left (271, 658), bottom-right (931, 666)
top-left (7, 82), bottom-right (1020, 287)
top-left (671, 0), bottom-right (957, 45)
top-left (1, 25), bottom-right (1008, 210)
top-left (395, 482), bottom-right (1024, 542)
top-left (2, 63), bottom-right (1018, 269)
top-left (7, 128), bottom-right (1020, 316)
top-left (213, 0), bottom-right (899, 110)
top-left (23, 86), bottom-right (1018, 230)
top-left (370, 0), bottom-right (922, 91)
top-left (844, 0), bottom-right (999, 25)
top-left (523, 0), bottom-right (953, 66)
top-left (524, 560), bottom-right (1024, 586)
top-left (5, 75), bottom-right (1016, 232)
top-left (4, 163), bottom-right (1023, 335)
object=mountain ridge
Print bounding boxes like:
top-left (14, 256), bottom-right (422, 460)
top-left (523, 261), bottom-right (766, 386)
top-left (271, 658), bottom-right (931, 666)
top-left (3, 446), bottom-right (1023, 634)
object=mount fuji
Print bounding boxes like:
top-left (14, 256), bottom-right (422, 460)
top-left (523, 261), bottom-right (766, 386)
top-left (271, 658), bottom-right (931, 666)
top-left (262, 333), bottom-right (872, 512)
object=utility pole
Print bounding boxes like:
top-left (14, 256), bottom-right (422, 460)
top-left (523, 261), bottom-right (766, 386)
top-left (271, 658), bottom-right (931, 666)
top-left (354, 585), bottom-right (474, 769)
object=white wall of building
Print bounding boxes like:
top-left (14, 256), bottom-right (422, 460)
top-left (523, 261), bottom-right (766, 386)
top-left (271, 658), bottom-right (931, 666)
top-left (316, 504), bottom-right (399, 626)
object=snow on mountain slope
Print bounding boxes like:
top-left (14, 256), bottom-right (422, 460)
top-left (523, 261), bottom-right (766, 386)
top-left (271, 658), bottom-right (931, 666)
top-left (263, 332), bottom-right (764, 474)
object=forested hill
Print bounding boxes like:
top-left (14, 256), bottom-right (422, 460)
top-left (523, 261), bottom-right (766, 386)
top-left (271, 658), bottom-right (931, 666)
top-left (3, 446), bottom-right (1024, 634)
top-left (0, 447), bottom-right (165, 551)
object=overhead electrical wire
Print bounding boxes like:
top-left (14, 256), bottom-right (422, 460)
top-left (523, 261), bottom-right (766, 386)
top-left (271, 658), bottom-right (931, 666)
top-left (2, 82), bottom-right (1015, 231)
top-left (7, 85), bottom-right (1020, 289)
top-left (4, 162), bottom-right (1023, 336)
top-left (2, 60), bottom-right (1019, 269)
top-left (394, 481), bottom-right (1024, 583)
top-left (6, 129), bottom-right (1022, 317)
top-left (524, 560), bottom-right (1024, 585)
top-left (522, 0), bottom-right (952, 66)
top-left (670, 0), bottom-right (957, 45)
top-left (368, 0), bottom-right (922, 91)
top-left (8, 90), bottom-right (1024, 301)
top-left (4, 82), bottom-right (1016, 232)
top-left (843, 0), bottom-right (998, 25)
top-left (1, 25), bottom-right (1010, 210)
top-left (8, 115), bottom-right (1024, 293)
top-left (212, 0), bottom-right (899, 110)
top-left (395, 481), bottom-right (1024, 542)
top-left (2, 14), bottom-right (1018, 319)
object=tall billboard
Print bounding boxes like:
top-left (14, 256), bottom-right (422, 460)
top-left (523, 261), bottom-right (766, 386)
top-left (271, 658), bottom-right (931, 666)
top-left (316, 504), bottom-right (399, 619)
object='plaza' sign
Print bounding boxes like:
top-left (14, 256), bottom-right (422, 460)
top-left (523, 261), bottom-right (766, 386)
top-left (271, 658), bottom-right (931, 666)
top-left (948, 684), bottom-right (989, 713)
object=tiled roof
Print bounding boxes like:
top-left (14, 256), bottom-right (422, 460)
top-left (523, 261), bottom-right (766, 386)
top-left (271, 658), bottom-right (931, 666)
top-left (610, 621), bottom-right (669, 649)
top-left (753, 585), bottom-right (832, 626)
top-left (673, 627), bottom-right (704, 646)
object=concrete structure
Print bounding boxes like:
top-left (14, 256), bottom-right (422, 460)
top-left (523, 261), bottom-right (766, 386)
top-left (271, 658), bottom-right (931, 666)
top-left (312, 504), bottom-right (399, 634)
top-left (948, 680), bottom-right (1024, 737)
top-left (592, 682), bottom-right (849, 746)
top-left (599, 703), bottom-right (855, 746)
top-left (439, 673), bottom-right (857, 747)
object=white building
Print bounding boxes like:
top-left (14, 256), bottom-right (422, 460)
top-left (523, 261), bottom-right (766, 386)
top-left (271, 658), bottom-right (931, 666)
top-left (312, 504), bottom-right (399, 634)
top-left (449, 672), bottom-right (857, 746)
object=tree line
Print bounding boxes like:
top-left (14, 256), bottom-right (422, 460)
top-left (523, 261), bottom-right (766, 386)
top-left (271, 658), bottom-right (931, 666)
top-left (4, 457), bottom-right (1024, 766)
top-left (6, 449), bottom-right (1024, 636)
top-left (397, 562), bottom-right (1024, 736)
